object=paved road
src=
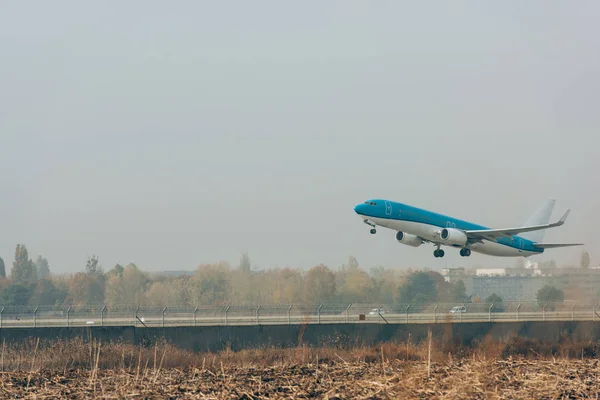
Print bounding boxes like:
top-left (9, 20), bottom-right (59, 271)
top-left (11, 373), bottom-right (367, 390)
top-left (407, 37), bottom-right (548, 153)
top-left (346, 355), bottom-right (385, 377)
top-left (0, 311), bottom-right (596, 328)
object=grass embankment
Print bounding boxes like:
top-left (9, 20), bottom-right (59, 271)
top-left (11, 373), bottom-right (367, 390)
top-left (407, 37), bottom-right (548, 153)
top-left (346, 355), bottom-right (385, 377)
top-left (1, 336), bottom-right (600, 398)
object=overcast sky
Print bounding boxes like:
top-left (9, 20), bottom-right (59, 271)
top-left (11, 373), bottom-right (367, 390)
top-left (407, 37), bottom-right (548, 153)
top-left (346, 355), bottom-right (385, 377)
top-left (1, 1), bottom-right (598, 274)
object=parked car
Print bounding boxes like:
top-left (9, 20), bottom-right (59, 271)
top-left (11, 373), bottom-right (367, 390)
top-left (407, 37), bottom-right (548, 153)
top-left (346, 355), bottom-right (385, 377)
top-left (449, 306), bottom-right (467, 314)
top-left (368, 308), bottom-right (386, 316)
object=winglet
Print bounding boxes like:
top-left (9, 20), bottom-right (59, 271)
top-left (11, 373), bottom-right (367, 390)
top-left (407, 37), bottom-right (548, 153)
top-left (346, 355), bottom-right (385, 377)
top-left (558, 209), bottom-right (570, 225)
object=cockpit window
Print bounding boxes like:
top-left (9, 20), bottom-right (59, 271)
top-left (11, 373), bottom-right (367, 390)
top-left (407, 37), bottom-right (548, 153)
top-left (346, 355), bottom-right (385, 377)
top-left (364, 201), bottom-right (377, 206)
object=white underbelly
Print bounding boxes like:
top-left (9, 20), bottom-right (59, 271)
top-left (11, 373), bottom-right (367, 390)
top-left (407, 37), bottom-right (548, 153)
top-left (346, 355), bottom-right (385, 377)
top-left (364, 215), bottom-right (536, 257)
top-left (470, 241), bottom-right (535, 257)
top-left (368, 217), bottom-right (441, 242)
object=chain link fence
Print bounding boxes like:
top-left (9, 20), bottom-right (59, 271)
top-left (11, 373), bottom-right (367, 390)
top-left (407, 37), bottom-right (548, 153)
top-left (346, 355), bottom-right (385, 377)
top-left (0, 301), bottom-right (597, 328)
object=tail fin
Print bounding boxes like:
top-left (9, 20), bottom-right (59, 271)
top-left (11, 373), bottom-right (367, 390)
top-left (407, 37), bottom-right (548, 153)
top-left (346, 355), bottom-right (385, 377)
top-left (520, 199), bottom-right (556, 242)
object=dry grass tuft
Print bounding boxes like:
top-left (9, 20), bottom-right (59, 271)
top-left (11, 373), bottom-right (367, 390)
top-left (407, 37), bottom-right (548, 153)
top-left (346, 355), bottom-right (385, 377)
top-left (0, 336), bottom-right (599, 398)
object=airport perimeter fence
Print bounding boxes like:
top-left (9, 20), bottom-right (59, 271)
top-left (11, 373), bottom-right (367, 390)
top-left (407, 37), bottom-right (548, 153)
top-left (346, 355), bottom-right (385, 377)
top-left (1, 301), bottom-right (600, 328)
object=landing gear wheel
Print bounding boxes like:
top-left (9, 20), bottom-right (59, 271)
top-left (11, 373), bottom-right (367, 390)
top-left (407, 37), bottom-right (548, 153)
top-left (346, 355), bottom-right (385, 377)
top-left (434, 249), bottom-right (445, 258)
top-left (370, 228), bottom-right (377, 234)
top-left (465, 249), bottom-right (471, 257)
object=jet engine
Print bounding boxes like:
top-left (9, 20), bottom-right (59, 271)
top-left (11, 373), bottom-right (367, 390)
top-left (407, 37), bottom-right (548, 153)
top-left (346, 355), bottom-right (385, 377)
top-left (395, 231), bottom-right (422, 247)
top-left (438, 228), bottom-right (468, 246)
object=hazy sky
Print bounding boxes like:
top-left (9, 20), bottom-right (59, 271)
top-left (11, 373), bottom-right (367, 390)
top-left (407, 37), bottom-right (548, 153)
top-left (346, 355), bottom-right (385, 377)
top-left (1, 1), bottom-right (598, 274)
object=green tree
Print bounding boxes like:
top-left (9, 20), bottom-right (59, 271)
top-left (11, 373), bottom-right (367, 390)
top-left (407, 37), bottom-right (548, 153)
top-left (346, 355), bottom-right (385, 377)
top-left (11, 244), bottom-right (37, 284)
top-left (86, 255), bottom-right (102, 275)
top-left (0, 283), bottom-right (32, 306)
top-left (396, 272), bottom-right (438, 306)
top-left (113, 264), bottom-right (124, 277)
top-left (536, 285), bottom-right (564, 309)
top-left (30, 279), bottom-right (68, 306)
top-left (485, 293), bottom-right (504, 312)
top-left (449, 280), bottom-right (467, 302)
top-left (581, 251), bottom-right (590, 269)
top-left (0, 256), bottom-right (5, 277)
top-left (35, 256), bottom-right (51, 279)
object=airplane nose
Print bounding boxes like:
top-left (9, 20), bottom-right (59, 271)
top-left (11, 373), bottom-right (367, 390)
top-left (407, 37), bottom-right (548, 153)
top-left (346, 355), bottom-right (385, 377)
top-left (354, 204), bottom-right (364, 214)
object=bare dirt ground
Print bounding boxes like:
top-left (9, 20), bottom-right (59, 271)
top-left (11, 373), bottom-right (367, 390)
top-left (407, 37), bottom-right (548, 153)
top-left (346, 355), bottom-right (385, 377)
top-left (0, 338), bottom-right (599, 398)
top-left (1, 358), bottom-right (600, 399)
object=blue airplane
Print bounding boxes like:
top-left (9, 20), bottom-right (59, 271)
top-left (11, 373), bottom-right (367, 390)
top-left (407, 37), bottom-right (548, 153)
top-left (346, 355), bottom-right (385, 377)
top-left (354, 199), bottom-right (582, 258)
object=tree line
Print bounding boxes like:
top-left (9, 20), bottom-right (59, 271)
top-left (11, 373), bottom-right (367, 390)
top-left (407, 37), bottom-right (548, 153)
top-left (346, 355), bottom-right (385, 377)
top-left (0, 246), bottom-right (472, 307)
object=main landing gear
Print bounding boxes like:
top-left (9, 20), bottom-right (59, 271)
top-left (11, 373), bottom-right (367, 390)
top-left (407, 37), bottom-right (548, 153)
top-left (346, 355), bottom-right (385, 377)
top-left (459, 248), bottom-right (472, 257)
top-left (370, 228), bottom-right (377, 234)
top-left (433, 245), bottom-right (445, 258)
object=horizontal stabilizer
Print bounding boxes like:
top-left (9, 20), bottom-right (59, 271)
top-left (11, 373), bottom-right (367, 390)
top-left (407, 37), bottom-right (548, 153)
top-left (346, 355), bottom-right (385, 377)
top-left (533, 243), bottom-right (584, 249)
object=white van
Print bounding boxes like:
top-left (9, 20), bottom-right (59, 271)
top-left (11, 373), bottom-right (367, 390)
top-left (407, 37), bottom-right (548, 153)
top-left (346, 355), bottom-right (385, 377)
top-left (449, 306), bottom-right (466, 313)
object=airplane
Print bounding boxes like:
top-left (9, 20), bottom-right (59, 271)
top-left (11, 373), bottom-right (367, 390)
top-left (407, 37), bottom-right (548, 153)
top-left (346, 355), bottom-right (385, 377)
top-left (353, 199), bottom-right (583, 258)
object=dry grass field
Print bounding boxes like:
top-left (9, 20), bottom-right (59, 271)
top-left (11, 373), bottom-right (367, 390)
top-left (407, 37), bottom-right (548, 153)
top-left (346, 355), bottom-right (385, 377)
top-left (0, 336), bottom-right (599, 399)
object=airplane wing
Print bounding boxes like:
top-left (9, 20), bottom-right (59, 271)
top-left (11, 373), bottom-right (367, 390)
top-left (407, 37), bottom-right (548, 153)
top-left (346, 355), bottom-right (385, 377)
top-left (464, 209), bottom-right (571, 241)
top-left (532, 243), bottom-right (584, 249)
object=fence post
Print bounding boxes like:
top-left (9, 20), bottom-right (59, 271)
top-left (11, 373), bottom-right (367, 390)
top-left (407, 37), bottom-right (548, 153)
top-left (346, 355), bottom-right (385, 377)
top-left (594, 304), bottom-right (599, 322)
top-left (135, 307), bottom-right (139, 327)
top-left (318, 304), bottom-right (323, 324)
top-left (256, 305), bottom-right (261, 325)
top-left (572, 303), bottom-right (576, 322)
top-left (460, 303), bottom-right (465, 323)
top-left (488, 304), bottom-right (494, 322)
top-left (516, 303), bottom-right (521, 322)
top-left (66, 306), bottom-right (72, 327)
top-left (101, 305), bottom-right (106, 327)
top-left (405, 304), bottom-right (411, 324)
top-left (0, 307), bottom-right (4, 329)
top-left (288, 305), bottom-right (293, 325)
top-left (193, 307), bottom-right (198, 327)
top-left (225, 305), bottom-right (230, 326)
top-left (34, 307), bottom-right (38, 328)
top-left (543, 303), bottom-right (547, 321)
top-left (346, 304), bottom-right (352, 323)
top-left (162, 307), bottom-right (167, 328)
top-left (433, 304), bottom-right (438, 323)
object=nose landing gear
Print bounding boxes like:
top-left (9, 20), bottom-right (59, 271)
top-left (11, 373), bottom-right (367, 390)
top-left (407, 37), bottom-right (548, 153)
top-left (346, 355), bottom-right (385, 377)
top-left (363, 219), bottom-right (377, 234)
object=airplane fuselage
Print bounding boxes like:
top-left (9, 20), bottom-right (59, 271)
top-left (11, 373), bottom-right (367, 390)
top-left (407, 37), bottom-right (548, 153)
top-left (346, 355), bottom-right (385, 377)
top-left (354, 199), bottom-right (544, 258)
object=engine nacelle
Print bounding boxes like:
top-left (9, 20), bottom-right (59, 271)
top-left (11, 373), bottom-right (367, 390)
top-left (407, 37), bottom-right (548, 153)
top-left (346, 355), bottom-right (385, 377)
top-left (396, 231), bottom-right (422, 247)
top-left (438, 228), bottom-right (468, 246)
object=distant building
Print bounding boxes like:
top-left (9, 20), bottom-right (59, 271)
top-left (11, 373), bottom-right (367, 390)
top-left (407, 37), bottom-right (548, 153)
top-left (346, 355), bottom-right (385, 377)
top-left (441, 268), bottom-right (466, 282)
top-left (475, 268), bottom-right (507, 277)
top-left (467, 275), bottom-right (552, 301)
top-left (455, 265), bottom-right (600, 302)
